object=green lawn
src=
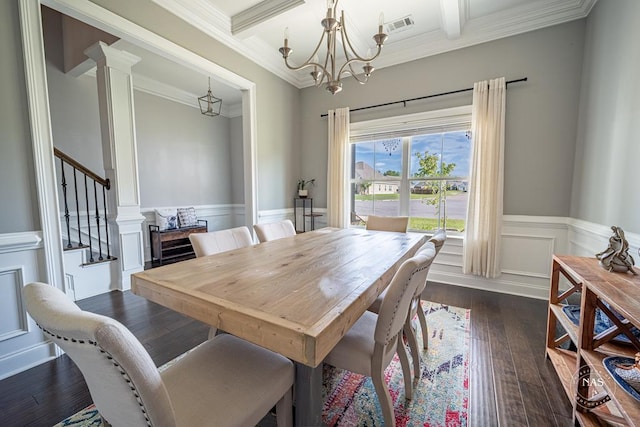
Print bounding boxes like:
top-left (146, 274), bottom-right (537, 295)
top-left (409, 217), bottom-right (465, 232)
top-left (354, 191), bottom-right (462, 201)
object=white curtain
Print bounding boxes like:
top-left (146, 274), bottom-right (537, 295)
top-left (463, 77), bottom-right (506, 278)
top-left (327, 107), bottom-right (350, 228)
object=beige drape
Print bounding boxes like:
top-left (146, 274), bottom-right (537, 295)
top-left (463, 77), bottom-right (506, 278)
top-left (327, 107), bottom-right (350, 228)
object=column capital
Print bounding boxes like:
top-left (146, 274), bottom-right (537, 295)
top-left (84, 41), bottom-right (141, 73)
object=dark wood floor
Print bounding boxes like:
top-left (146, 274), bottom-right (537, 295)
top-left (0, 282), bottom-right (572, 427)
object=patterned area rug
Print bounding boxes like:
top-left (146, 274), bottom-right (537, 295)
top-left (54, 302), bottom-right (469, 427)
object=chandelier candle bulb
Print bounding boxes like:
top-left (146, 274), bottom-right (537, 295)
top-left (379, 12), bottom-right (384, 33)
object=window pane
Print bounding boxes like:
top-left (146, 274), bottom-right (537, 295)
top-left (352, 181), bottom-right (401, 223)
top-left (353, 139), bottom-right (402, 180)
top-left (441, 131), bottom-right (471, 178)
top-left (410, 134), bottom-right (442, 178)
top-left (409, 179), bottom-right (468, 232)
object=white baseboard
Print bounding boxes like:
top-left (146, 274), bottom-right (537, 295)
top-left (0, 341), bottom-right (57, 381)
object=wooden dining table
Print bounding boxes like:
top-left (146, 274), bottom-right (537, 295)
top-left (131, 227), bottom-right (427, 426)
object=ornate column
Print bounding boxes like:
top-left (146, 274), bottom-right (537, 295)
top-left (84, 41), bottom-right (143, 291)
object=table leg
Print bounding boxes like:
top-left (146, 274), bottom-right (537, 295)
top-left (295, 362), bottom-right (323, 427)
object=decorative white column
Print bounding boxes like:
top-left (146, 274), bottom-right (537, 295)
top-left (84, 42), bottom-right (143, 291)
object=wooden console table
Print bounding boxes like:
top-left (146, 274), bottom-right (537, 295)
top-left (546, 255), bottom-right (640, 426)
top-left (149, 220), bottom-right (207, 265)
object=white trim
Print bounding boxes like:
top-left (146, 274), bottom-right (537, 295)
top-left (0, 266), bottom-right (29, 342)
top-left (350, 105), bottom-right (472, 137)
top-left (0, 232), bottom-right (43, 254)
top-left (19, 1), bottom-right (65, 292)
top-left (232, 0), bottom-right (305, 35)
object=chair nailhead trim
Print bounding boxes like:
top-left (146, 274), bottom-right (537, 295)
top-left (37, 324), bottom-right (153, 427)
top-left (384, 264), bottom-right (430, 344)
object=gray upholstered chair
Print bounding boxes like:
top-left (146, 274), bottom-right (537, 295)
top-left (253, 219), bottom-right (296, 242)
top-left (189, 226), bottom-right (254, 338)
top-left (365, 215), bottom-right (409, 232)
top-left (323, 245), bottom-right (437, 427)
top-left (368, 230), bottom-right (446, 395)
top-left (23, 282), bottom-right (294, 427)
top-left (189, 226), bottom-right (253, 258)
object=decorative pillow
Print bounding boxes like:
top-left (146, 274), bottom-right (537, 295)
top-left (177, 207), bottom-right (198, 228)
top-left (155, 209), bottom-right (178, 231)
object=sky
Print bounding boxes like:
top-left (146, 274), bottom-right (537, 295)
top-left (354, 131), bottom-right (471, 178)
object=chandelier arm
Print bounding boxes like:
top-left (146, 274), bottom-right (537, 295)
top-left (337, 54), bottom-right (377, 82)
top-left (283, 30), bottom-right (326, 71)
top-left (339, 11), bottom-right (381, 63)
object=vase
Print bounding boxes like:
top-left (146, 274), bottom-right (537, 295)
top-left (298, 189), bottom-right (308, 198)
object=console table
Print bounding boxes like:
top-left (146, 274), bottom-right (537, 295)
top-left (293, 197), bottom-right (322, 233)
top-left (545, 255), bottom-right (640, 426)
top-left (149, 220), bottom-right (207, 265)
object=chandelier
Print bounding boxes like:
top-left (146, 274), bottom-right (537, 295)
top-left (279, 0), bottom-right (387, 95)
top-left (197, 77), bottom-right (222, 117)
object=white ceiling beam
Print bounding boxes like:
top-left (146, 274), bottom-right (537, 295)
top-left (439, 0), bottom-right (463, 39)
top-left (232, 0), bottom-right (305, 35)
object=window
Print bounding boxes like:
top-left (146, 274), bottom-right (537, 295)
top-left (350, 106), bottom-right (471, 232)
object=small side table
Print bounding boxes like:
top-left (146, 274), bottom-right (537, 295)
top-left (294, 197), bottom-right (322, 232)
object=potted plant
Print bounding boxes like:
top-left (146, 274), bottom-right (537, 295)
top-left (297, 179), bottom-right (315, 198)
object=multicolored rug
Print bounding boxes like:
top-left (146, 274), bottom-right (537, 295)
top-left (55, 302), bottom-right (469, 427)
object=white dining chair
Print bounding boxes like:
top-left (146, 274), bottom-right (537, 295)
top-left (189, 226), bottom-right (253, 258)
top-left (365, 215), bottom-right (409, 232)
top-left (23, 282), bottom-right (294, 427)
top-left (253, 219), bottom-right (296, 242)
top-left (368, 231), bottom-right (446, 395)
top-left (189, 226), bottom-right (254, 338)
top-left (323, 245), bottom-right (437, 427)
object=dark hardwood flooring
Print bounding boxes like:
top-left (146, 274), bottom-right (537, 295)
top-left (0, 282), bottom-right (572, 427)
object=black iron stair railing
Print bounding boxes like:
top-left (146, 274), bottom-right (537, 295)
top-left (54, 148), bottom-right (116, 265)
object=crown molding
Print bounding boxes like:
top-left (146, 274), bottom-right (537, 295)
top-left (152, 0), bottom-right (301, 87)
top-left (84, 68), bottom-right (241, 118)
top-left (232, 0), bottom-right (305, 35)
top-left (153, 0), bottom-right (597, 89)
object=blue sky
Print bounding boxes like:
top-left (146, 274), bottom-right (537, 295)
top-left (354, 131), bottom-right (471, 178)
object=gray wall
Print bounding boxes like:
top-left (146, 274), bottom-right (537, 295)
top-left (135, 92), bottom-right (233, 207)
top-left (0, 0), bottom-right (40, 233)
top-left (299, 21), bottom-right (586, 216)
top-left (571, 0), bottom-right (640, 234)
top-left (89, 0), bottom-right (302, 210)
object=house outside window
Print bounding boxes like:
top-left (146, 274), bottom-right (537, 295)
top-left (350, 106), bottom-right (471, 232)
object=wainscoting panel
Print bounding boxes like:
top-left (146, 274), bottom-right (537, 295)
top-left (0, 266), bottom-right (28, 342)
top-left (0, 231), bottom-right (57, 381)
top-left (428, 216), bottom-right (569, 300)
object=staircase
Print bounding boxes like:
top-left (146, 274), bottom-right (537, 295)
top-left (55, 148), bottom-right (118, 300)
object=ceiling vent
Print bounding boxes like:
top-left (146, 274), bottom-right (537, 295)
top-left (385, 15), bottom-right (415, 34)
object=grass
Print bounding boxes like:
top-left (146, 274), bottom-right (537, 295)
top-left (409, 217), bottom-right (465, 232)
top-left (354, 191), bottom-right (462, 201)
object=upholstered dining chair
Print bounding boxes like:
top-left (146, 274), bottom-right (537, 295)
top-left (254, 219), bottom-right (296, 242)
top-left (189, 226), bottom-right (254, 338)
top-left (368, 230), bottom-right (446, 395)
top-left (323, 244), bottom-right (437, 427)
top-left (23, 282), bottom-right (294, 427)
top-left (189, 226), bottom-right (253, 258)
top-left (365, 215), bottom-right (409, 232)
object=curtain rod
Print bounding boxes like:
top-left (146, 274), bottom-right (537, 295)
top-left (320, 77), bottom-right (528, 118)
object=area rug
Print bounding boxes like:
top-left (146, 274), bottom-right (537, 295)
top-left (54, 302), bottom-right (470, 427)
